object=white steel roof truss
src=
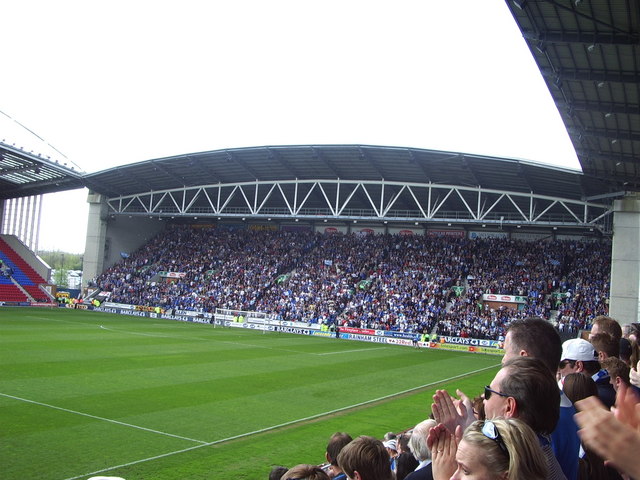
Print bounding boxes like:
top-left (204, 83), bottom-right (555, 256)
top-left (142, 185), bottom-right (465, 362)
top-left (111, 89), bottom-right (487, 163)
top-left (103, 179), bottom-right (612, 229)
top-left (558, 200), bottom-right (582, 223)
top-left (294, 182), bottom-right (318, 215)
top-left (429, 188), bottom-right (455, 219)
top-left (359, 183), bottom-right (381, 217)
top-left (253, 181), bottom-right (259, 214)
top-left (382, 184), bottom-right (408, 217)
top-left (533, 200), bottom-right (559, 223)
top-left (406, 186), bottom-right (427, 219)
top-left (316, 183), bottom-right (337, 216)
top-left (506, 194), bottom-right (529, 221)
top-left (150, 192), bottom-right (168, 212)
top-left (455, 188), bottom-right (478, 220)
top-left (237, 186), bottom-right (254, 214)
top-left (199, 188), bottom-right (217, 214)
top-left (479, 193), bottom-right (506, 221)
top-left (589, 209), bottom-right (613, 224)
top-left (128, 195), bottom-right (147, 213)
top-left (184, 188), bottom-right (204, 213)
top-left (256, 183), bottom-right (279, 214)
top-left (218, 185), bottom-right (240, 213)
top-left (276, 183), bottom-right (295, 215)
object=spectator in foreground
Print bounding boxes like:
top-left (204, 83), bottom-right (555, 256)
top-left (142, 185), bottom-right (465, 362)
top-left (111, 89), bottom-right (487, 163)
top-left (559, 338), bottom-right (615, 409)
top-left (269, 466), bottom-right (288, 480)
top-left (428, 418), bottom-right (547, 480)
top-left (502, 316), bottom-right (578, 480)
top-left (324, 432), bottom-right (353, 480)
top-left (601, 357), bottom-right (631, 393)
top-left (574, 384), bottom-right (640, 479)
top-left (395, 450), bottom-right (420, 480)
top-left (337, 436), bottom-right (393, 480)
top-left (589, 316), bottom-right (622, 342)
top-left (280, 464), bottom-right (330, 480)
top-left (561, 373), bottom-right (621, 480)
top-left (405, 419), bottom-right (436, 480)
top-left (484, 357), bottom-right (566, 479)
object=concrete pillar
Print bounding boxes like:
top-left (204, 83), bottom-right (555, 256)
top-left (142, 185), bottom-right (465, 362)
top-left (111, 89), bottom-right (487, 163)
top-left (82, 192), bottom-right (108, 288)
top-left (609, 193), bottom-right (640, 325)
top-left (0, 199), bottom-right (5, 232)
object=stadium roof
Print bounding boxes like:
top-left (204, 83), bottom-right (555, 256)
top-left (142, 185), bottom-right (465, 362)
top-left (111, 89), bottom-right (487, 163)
top-left (82, 144), bottom-right (612, 203)
top-left (506, 0), bottom-right (640, 190)
top-left (0, 142), bottom-right (84, 200)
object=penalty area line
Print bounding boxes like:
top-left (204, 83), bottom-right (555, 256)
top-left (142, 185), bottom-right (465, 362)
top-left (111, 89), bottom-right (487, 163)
top-left (61, 362), bottom-right (501, 480)
top-left (0, 392), bottom-right (209, 445)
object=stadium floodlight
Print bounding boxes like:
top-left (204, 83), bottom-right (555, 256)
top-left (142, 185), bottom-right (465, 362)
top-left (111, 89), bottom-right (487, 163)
top-left (512, 0), bottom-right (526, 9)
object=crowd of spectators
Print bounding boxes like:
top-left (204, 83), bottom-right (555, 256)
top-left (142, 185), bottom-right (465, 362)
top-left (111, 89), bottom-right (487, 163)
top-left (264, 317), bottom-right (640, 480)
top-left (92, 225), bottom-right (611, 340)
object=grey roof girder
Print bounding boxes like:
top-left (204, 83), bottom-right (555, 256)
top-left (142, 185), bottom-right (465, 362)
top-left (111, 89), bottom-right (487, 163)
top-left (560, 101), bottom-right (640, 116)
top-left (311, 147), bottom-right (341, 178)
top-left (523, 31), bottom-right (639, 46)
top-left (267, 148), bottom-right (303, 179)
top-left (226, 150), bottom-right (261, 180)
top-left (568, 126), bottom-right (640, 143)
top-left (541, 67), bottom-right (640, 85)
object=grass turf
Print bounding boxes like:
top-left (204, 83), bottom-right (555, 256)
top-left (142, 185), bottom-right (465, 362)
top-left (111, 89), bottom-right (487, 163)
top-left (0, 307), bottom-right (501, 479)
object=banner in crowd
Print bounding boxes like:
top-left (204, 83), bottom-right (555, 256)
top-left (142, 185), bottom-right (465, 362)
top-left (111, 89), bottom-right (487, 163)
top-left (482, 294), bottom-right (527, 304)
top-left (159, 271), bottom-right (186, 279)
top-left (468, 231), bottom-right (508, 239)
top-left (426, 229), bottom-right (466, 238)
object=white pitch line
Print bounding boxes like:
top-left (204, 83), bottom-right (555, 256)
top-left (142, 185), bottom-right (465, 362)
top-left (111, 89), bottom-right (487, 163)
top-left (98, 325), bottom-right (310, 354)
top-left (0, 392), bottom-right (209, 444)
top-left (315, 346), bottom-right (388, 355)
top-left (61, 362), bottom-right (501, 480)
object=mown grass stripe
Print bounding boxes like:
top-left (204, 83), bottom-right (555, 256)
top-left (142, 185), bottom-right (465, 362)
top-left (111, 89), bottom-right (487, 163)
top-left (60, 363), bottom-right (500, 480)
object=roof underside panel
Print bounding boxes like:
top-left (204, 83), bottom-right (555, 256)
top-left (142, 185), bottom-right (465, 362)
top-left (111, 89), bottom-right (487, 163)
top-left (505, 0), bottom-right (640, 190)
top-left (0, 143), bottom-right (84, 199)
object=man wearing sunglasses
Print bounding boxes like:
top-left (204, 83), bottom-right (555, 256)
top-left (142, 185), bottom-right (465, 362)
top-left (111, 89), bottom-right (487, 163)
top-left (484, 356), bottom-right (567, 480)
top-left (502, 317), bottom-right (579, 480)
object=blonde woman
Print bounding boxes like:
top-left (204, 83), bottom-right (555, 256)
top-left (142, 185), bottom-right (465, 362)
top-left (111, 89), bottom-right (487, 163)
top-left (429, 418), bottom-right (547, 480)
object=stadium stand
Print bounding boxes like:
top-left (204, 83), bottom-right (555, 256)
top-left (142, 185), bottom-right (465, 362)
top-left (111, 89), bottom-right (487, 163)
top-left (92, 225), bottom-right (610, 340)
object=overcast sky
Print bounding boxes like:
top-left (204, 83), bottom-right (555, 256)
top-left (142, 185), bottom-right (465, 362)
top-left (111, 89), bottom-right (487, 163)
top-left (1, 1), bottom-right (580, 254)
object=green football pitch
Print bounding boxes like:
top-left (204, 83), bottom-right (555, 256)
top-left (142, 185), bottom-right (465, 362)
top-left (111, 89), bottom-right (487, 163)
top-left (0, 308), bottom-right (501, 480)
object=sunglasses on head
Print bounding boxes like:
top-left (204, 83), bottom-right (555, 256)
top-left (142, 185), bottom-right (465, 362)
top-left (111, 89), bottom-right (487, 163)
top-left (484, 385), bottom-right (510, 400)
top-left (482, 420), bottom-right (509, 457)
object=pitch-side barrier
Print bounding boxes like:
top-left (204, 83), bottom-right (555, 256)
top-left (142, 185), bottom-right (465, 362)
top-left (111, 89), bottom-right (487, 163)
top-left (88, 302), bottom-right (503, 355)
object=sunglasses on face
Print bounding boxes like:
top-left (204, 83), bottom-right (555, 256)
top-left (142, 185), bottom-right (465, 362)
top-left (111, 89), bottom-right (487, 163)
top-left (558, 360), bottom-right (577, 369)
top-left (484, 385), bottom-right (510, 400)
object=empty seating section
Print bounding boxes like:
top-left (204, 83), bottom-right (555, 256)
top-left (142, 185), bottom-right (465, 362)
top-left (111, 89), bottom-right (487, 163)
top-left (0, 284), bottom-right (28, 302)
top-left (0, 238), bottom-right (48, 302)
